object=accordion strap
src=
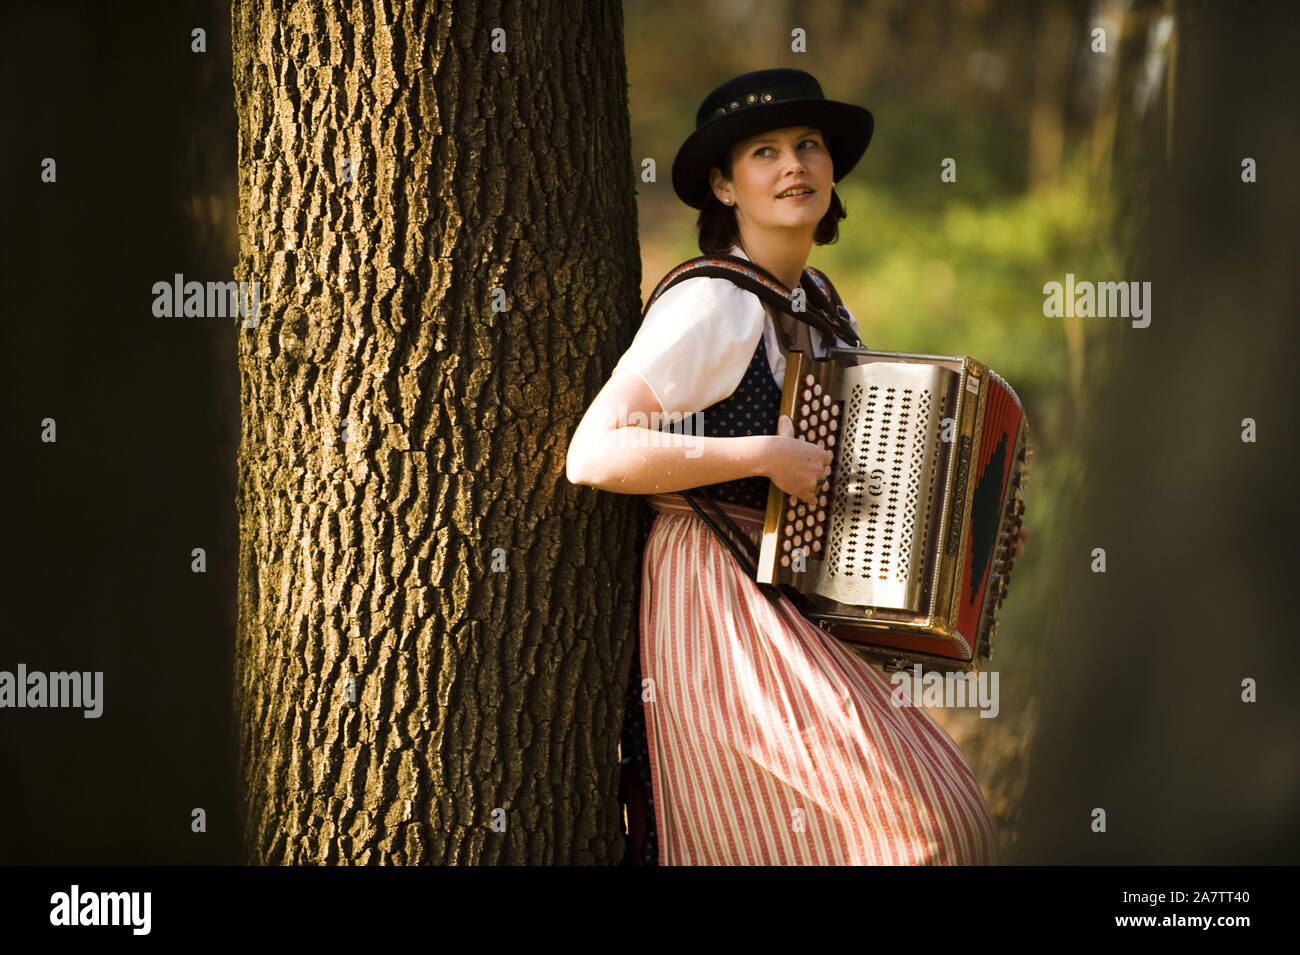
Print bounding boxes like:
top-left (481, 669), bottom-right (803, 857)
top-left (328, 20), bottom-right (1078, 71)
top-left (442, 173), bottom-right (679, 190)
top-left (802, 266), bottom-right (858, 345)
top-left (641, 253), bottom-right (862, 348)
top-left (679, 487), bottom-right (786, 606)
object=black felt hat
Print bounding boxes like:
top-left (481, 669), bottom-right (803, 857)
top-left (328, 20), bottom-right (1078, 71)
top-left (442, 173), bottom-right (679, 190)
top-left (671, 68), bottom-right (874, 210)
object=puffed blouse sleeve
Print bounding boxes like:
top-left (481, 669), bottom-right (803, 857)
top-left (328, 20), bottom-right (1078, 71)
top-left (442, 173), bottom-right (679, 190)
top-left (612, 275), bottom-right (767, 415)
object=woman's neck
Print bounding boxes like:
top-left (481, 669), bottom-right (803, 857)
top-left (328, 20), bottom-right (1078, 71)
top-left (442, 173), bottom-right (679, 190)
top-left (733, 232), bottom-right (813, 291)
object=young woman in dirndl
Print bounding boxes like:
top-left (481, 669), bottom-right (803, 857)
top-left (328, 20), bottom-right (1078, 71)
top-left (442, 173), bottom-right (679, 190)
top-left (567, 68), bottom-right (1009, 865)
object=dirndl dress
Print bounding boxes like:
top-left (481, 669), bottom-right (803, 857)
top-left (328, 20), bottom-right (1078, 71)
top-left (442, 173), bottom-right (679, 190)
top-left (619, 334), bottom-right (1000, 866)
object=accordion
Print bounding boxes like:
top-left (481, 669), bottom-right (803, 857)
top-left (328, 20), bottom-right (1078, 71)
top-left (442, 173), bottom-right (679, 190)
top-left (757, 347), bottom-right (1032, 673)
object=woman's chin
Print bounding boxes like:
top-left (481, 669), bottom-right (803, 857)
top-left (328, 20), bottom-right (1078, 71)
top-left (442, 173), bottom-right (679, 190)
top-left (774, 208), bottom-right (827, 225)
top-left (771, 200), bottom-right (828, 220)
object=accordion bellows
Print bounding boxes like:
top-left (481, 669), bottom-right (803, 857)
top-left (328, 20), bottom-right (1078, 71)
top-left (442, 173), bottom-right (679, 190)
top-left (757, 347), bottom-right (1032, 673)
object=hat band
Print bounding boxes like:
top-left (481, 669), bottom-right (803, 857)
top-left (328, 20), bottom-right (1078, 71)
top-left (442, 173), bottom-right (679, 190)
top-left (706, 82), bottom-right (821, 122)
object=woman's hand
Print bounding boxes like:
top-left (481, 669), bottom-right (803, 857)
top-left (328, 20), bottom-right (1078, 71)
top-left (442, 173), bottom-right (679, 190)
top-left (765, 415), bottom-right (833, 508)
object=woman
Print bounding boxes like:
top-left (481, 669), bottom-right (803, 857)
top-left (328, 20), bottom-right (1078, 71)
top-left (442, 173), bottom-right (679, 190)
top-left (567, 68), bottom-right (1013, 864)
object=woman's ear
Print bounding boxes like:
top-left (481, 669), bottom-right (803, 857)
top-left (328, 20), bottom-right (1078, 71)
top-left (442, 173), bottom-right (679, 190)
top-left (708, 166), bottom-right (730, 205)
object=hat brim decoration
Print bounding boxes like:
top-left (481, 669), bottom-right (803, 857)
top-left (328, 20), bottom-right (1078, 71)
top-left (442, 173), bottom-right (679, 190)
top-left (671, 69), bottom-right (874, 211)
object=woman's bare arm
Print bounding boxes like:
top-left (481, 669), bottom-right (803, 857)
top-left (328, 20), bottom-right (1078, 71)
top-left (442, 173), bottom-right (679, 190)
top-left (565, 369), bottom-right (772, 495)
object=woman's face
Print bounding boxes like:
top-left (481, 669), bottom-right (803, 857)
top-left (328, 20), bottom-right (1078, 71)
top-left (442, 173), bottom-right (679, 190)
top-left (710, 125), bottom-right (833, 234)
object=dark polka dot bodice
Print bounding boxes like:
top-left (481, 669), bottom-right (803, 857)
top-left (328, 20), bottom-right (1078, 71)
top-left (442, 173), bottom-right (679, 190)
top-left (675, 335), bottom-right (782, 510)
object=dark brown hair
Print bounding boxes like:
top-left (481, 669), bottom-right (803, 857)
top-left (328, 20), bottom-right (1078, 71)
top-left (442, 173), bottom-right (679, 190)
top-left (696, 138), bottom-right (847, 255)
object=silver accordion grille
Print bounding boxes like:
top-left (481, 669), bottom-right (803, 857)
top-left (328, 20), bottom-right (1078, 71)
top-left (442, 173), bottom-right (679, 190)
top-left (814, 361), bottom-right (954, 611)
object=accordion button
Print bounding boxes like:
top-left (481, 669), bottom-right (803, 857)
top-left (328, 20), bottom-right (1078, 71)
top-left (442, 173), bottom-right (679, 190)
top-left (786, 508), bottom-right (795, 521)
top-left (813, 383), bottom-right (823, 396)
top-left (812, 540), bottom-right (822, 553)
top-left (803, 388), bottom-right (812, 401)
top-left (819, 425), bottom-right (827, 437)
top-left (827, 436), bottom-right (836, 447)
top-left (805, 374), bottom-right (815, 386)
top-left (795, 519), bottom-right (803, 531)
top-left (783, 539), bottom-right (791, 552)
top-left (816, 510), bottom-right (826, 523)
top-left (820, 408), bottom-right (829, 420)
top-left (829, 417), bottom-right (838, 429)
top-left (818, 494), bottom-right (827, 506)
top-left (781, 555), bottom-right (790, 567)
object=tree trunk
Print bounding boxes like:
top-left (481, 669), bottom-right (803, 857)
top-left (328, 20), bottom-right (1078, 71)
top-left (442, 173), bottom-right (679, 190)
top-left (232, 0), bottom-right (643, 864)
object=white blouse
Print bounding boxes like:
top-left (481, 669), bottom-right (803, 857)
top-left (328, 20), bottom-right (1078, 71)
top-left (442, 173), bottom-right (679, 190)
top-left (613, 245), bottom-right (862, 414)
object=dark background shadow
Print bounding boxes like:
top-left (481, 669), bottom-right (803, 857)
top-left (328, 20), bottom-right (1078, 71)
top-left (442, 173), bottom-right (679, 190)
top-left (1010, 1), bottom-right (1300, 863)
top-left (0, 0), bottom-right (239, 864)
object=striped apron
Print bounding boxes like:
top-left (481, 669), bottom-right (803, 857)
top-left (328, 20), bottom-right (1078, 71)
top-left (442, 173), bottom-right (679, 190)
top-left (637, 491), bottom-right (1000, 865)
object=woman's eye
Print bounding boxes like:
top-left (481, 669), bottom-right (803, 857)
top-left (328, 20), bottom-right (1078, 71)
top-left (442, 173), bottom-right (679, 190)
top-left (757, 140), bottom-right (820, 156)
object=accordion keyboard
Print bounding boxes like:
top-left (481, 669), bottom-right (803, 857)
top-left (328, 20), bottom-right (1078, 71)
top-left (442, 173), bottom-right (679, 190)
top-left (779, 372), bottom-right (843, 568)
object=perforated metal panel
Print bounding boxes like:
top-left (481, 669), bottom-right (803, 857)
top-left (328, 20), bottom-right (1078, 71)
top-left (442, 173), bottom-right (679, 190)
top-left (815, 361), bottom-right (953, 610)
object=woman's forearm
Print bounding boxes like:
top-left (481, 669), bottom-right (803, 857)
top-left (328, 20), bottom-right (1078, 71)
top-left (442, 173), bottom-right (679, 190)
top-left (567, 428), bottom-right (771, 495)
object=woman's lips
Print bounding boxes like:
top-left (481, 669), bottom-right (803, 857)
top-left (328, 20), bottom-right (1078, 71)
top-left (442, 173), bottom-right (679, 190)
top-left (778, 190), bottom-right (815, 201)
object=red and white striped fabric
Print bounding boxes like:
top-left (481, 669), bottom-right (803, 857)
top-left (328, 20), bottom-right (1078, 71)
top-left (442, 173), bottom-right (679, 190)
top-left (639, 492), bottom-right (1000, 865)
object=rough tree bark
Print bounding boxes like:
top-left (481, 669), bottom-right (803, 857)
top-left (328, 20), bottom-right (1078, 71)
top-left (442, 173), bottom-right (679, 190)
top-left (231, 0), bottom-right (642, 864)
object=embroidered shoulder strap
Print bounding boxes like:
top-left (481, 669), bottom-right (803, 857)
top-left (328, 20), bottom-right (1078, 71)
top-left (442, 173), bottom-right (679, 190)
top-left (802, 266), bottom-right (860, 346)
top-left (642, 253), bottom-right (861, 348)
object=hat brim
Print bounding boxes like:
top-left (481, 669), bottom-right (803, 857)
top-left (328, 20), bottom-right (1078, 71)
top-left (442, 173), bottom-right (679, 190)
top-left (671, 99), bottom-right (873, 209)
